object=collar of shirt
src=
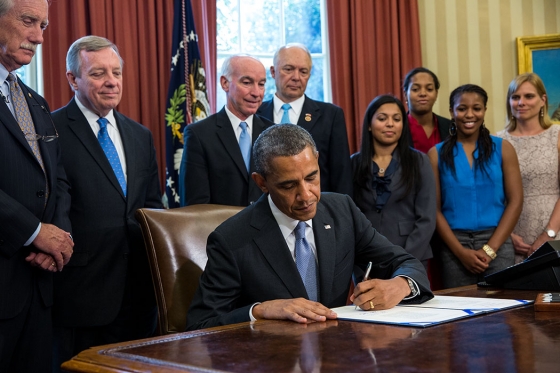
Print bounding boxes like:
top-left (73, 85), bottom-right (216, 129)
top-left (267, 194), bottom-right (316, 260)
top-left (74, 95), bottom-right (127, 177)
top-left (225, 106), bottom-right (254, 142)
top-left (0, 64), bottom-right (13, 114)
top-left (75, 95), bottom-right (117, 135)
top-left (0, 63), bottom-right (9, 87)
top-left (273, 94), bottom-right (305, 124)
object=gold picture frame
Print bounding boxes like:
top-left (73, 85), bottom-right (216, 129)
top-left (516, 33), bottom-right (560, 122)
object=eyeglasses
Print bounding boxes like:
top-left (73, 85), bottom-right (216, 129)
top-left (25, 102), bottom-right (59, 142)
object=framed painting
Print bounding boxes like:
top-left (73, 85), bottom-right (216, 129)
top-left (517, 33), bottom-right (560, 122)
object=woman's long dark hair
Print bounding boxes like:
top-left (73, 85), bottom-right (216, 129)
top-left (440, 84), bottom-right (493, 175)
top-left (353, 95), bottom-right (421, 203)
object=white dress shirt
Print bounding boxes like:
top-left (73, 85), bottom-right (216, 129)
top-left (273, 94), bottom-right (305, 124)
top-left (225, 106), bottom-right (254, 143)
top-left (75, 96), bottom-right (127, 180)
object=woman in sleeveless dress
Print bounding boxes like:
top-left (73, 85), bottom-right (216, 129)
top-left (496, 73), bottom-right (559, 263)
top-left (428, 84), bottom-right (522, 288)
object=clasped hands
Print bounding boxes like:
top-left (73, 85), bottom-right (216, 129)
top-left (252, 277), bottom-right (409, 324)
top-left (25, 223), bottom-right (74, 272)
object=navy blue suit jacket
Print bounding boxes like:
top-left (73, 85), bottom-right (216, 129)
top-left (186, 193), bottom-right (433, 330)
top-left (51, 98), bottom-right (162, 327)
top-left (0, 78), bottom-right (71, 319)
top-left (179, 108), bottom-right (273, 206)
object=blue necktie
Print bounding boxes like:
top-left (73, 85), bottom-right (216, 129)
top-left (97, 118), bottom-right (127, 196)
top-left (294, 221), bottom-right (318, 301)
top-left (281, 103), bottom-right (292, 124)
top-left (239, 122), bottom-right (251, 172)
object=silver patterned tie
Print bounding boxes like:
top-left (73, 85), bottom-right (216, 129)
top-left (294, 221), bottom-right (318, 301)
top-left (7, 73), bottom-right (45, 172)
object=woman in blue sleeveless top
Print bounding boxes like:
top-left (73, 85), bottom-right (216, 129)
top-left (427, 84), bottom-right (523, 288)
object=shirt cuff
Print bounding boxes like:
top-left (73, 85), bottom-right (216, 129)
top-left (398, 275), bottom-right (420, 300)
top-left (25, 223), bottom-right (41, 246)
top-left (249, 302), bottom-right (261, 321)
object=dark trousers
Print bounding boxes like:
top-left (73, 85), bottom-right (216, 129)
top-left (0, 280), bottom-right (52, 373)
top-left (52, 298), bottom-right (157, 372)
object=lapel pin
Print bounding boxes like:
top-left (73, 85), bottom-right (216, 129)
top-left (304, 113), bottom-right (312, 122)
top-left (324, 224), bottom-right (331, 229)
top-left (28, 93), bottom-right (32, 98)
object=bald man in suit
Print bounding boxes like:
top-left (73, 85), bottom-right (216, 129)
top-left (257, 44), bottom-right (352, 196)
top-left (179, 54), bottom-right (274, 207)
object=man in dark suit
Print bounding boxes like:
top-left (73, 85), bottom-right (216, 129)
top-left (257, 44), bottom-right (353, 196)
top-left (0, 1), bottom-right (74, 371)
top-left (179, 54), bottom-right (273, 207)
top-left (186, 124), bottom-right (433, 330)
top-left (50, 36), bottom-right (163, 371)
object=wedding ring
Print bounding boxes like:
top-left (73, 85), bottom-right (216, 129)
top-left (51, 262), bottom-right (56, 267)
top-left (369, 301), bottom-right (374, 310)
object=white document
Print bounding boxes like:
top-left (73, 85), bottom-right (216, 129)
top-left (332, 295), bottom-right (532, 328)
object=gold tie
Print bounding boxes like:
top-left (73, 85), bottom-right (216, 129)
top-left (7, 73), bottom-right (45, 172)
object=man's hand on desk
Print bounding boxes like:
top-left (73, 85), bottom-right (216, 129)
top-left (252, 298), bottom-right (337, 324)
top-left (350, 277), bottom-right (409, 311)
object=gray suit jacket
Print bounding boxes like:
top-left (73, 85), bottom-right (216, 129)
top-left (257, 96), bottom-right (353, 196)
top-left (186, 193), bottom-right (433, 330)
top-left (351, 151), bottom-right (436, 262)
top-left (51, 98), bottom-right (162, 327)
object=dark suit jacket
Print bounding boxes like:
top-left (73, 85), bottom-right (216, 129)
top-left (0, 78), bottom-right (71, 319)
top-left (179, 108), bottom-right (273, 206)
top-left (257, 96), bottom-right (353, 196)
top-left (186, 193), bottom-right (433, 330)
top-left (51, 98), bottom-right (162, 327)
top-left (351, 151), bottom-right (436, 262)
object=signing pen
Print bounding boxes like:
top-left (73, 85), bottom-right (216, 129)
top-left (355, 261), bottom-right (373, 309)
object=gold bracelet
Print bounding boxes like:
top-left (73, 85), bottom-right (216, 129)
top-left (482, 244), bottom-right (497, 260)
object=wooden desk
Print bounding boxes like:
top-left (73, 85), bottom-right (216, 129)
top-left (62, 286), bottom-right (560, 373)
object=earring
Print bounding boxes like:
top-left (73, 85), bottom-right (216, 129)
top-left (541, 107), bottom-right (545, 117)
top-left (449, 121), bottom-right (457, 136)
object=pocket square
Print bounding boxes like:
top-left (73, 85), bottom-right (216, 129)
top-left (324, 225), bottom-right (331, 229)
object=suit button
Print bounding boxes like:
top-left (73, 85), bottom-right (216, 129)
top-left (36, 190), bottom-right (45, 198)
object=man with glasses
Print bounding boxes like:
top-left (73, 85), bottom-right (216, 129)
top-left (0, 0), bottom-right (74, 372)
top-left (50, 35), bottom-right (163, 372)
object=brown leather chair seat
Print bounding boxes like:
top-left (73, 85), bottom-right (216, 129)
top-left (136, 204), bottom-right (243, 334)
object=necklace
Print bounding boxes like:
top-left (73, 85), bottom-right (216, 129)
top-left (378, 167), bottom-right (385, 174)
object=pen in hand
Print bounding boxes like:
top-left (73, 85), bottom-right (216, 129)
top-left (355, 261), bottom-right (372, 309)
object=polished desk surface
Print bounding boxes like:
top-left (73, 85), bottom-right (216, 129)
top-left (63, 286), bottom-right (560, 373)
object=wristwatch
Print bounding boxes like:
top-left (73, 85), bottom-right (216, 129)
top-left (545, 228), bottom-right (557, 238)
top-left (406, 278), bottom-right (419, 297)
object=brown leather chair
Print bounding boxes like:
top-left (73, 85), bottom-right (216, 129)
top-left (135, 204), bottom-right (243, 334)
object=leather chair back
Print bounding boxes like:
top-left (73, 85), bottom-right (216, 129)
top-left (136, 204), bottom-right (243, 334)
